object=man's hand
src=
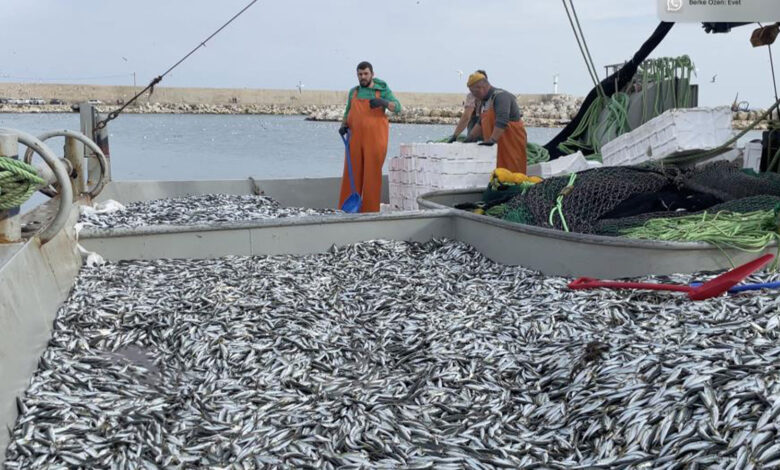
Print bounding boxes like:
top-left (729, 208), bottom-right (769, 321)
top-left (369, 98), bottom-right (389, 109)
top-left (479, 139), bottom-right (496, 146)
top-left (339, 124), bottom-right (349, 137)
top-left (446, 134), bottom-right (458, 143)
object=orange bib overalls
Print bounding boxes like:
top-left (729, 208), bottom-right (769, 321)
top-left (339, 89), bottom-right (389, 213)
top-left (481, 94), bottom-right (528, 173)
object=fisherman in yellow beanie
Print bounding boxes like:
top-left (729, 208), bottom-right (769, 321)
top-left (467, 72), bottom-right (486, 87)
top-left (446, 70), bottom-right (488, 143)
top-left (464, 74), bottom-right (528, 173)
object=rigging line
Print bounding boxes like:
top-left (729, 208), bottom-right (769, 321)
top-left (769, 43), bottom-right (779, 105)
top-left (758, 23), bottom-right (779, 109)
top-left (157, 0), bottom-right (258, 80)
top-left (561, 0), bottom-right (606, 100)
top-left (568, 0), bottom-right (607, 98)
top-left (561, 0), bottom-right (599, 88)
top-left (95, 0), bottom-right (259, 130)
top-left (561, 0), bottom-right (600, 90)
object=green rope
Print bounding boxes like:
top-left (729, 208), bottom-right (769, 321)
top-left (638, 55), bottom-right (695, 117)
top-left (559, 56), bottom-right (695, 157)
top-left (620, 209), bottom-right (780, 259)
top-left (0, 157), bottom-right (45, 210)
top-left (506, 180), bottom-right (537, 195)
top-left (486, 204), bottom-right (508, 218)
top-left (548, 173), bottom-right (577, 232)
top-left (527, 142), bottom-right (550, 165)
top-left (557, 93), bottom-right (631, 156)
top-left (594, 92), bottom-right (631, 149)
top-left (557, 96), bottom-right (607, 155)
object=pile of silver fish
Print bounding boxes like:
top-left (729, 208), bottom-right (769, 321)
top-left (79, 194), bottom-right (340, 229)
top-left (6, 239), bottom-right (780, 468)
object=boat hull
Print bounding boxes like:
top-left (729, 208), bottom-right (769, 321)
top-left (415, 187), bottom-right (776, 277)
top-left (0, 202), bottom-right (81, 455)
top-left (80, 180), bottom-right (777, 278)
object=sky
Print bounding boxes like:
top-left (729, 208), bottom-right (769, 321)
top-left (1, 0), bottom-right (777, 107)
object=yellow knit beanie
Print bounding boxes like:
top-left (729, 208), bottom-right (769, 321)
top-left (467, 72), bottom-right (486, 87)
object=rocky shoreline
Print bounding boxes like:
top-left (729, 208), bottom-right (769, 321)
top-left (304, 94), bottom-right (586, 128)
top-left (0, 95), bottom-right (585, 128)
top-left (0, 94), bottom-right (768, 130)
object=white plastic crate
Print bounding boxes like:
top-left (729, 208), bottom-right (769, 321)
top-left (415, 158), bottom-right (495, 175)
top-left (399, 142), bottom-right (497, 160)
top-left (389, 143), bottom-right (496, 210)
top-left (601, 107), bottom-right (734, 167)
top-left (527, 151), bottom-right (592, 178)
top-left (388, 184), bottom-right (421, 211)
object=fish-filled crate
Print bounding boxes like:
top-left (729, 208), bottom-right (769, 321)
top-left (601, 106), bottom-right (733, 167)
top-left (389, 143), bottom-right (495, 210)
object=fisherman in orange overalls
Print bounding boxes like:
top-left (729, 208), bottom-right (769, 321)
top-left (338, 61), bottom-right (401, 213)
top-left (464, 72), bottom-right (527, 174)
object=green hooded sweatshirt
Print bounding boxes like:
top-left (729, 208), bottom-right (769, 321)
top-left (343, 78), bottom-right (402, 120)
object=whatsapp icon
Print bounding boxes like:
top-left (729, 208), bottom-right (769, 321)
top-left (659, 0), bottom-right (780, 22)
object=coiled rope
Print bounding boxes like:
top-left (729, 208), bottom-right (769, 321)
top-left (526, 142), bottom-right (551, 165)
top-left (556, 94), bottom-right (630, 156)
top-left (620, 208), bottom-right (780, 261)
top-left (0, 157), bottom-right (45, 210)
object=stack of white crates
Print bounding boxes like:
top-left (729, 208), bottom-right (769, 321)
top-left (388, 143), bottom-right (496, 210)
top-left (601, 106), bottom-right (734, 167)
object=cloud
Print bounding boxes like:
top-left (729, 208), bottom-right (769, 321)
top-left (574, 0), bottom-right (656, 21)
top-left (0, 0), bottom-right (771, 106)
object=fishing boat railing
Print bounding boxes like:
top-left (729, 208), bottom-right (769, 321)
top-left (0, 128), bottom-right (72, 244)
top-left (24, 129), bottom-right (109, 199)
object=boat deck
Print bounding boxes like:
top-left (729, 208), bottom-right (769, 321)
top-left (0, 175), bottom-right (776, 463)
